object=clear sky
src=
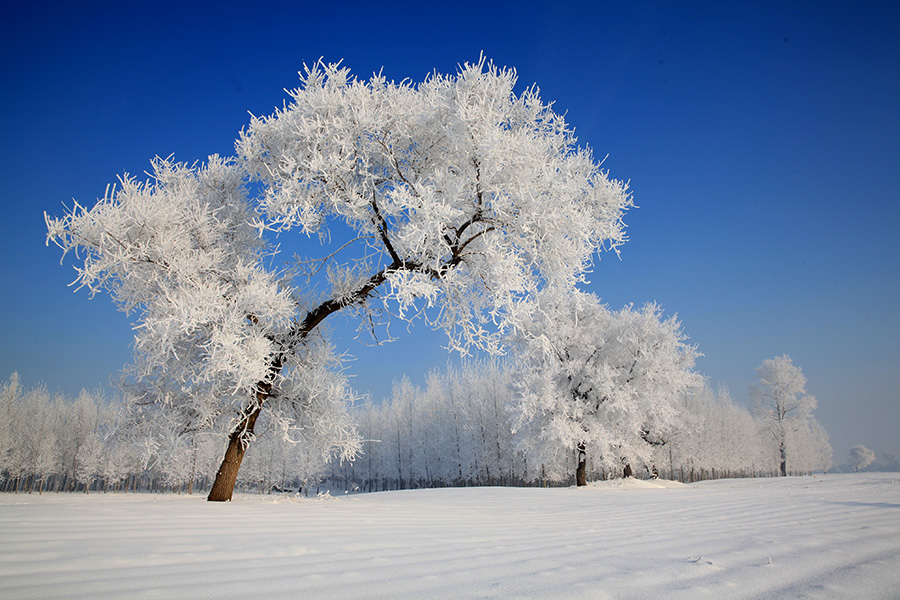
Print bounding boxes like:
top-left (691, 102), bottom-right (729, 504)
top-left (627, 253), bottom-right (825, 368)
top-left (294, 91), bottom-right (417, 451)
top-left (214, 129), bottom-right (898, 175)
top-left (1, 1), bottom-right (898, 465)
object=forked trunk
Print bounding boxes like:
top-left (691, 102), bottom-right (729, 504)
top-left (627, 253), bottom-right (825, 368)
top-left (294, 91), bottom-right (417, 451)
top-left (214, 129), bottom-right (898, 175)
top-left (576, 442), bottom-right (587, 487)
top-left (208, 396), bottom-right (264, 502)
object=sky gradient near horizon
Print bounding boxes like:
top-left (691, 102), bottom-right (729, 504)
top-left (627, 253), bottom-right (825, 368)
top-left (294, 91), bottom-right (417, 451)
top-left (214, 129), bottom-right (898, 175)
top-left (1, 1), bottom-right (898, 464)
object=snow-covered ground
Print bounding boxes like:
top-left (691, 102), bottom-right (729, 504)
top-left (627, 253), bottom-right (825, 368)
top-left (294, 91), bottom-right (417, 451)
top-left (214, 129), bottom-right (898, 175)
top-left (1, 473), bottom-right (898, 599)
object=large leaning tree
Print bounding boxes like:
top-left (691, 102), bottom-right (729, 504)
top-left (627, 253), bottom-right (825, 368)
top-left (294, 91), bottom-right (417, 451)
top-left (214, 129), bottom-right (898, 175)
top-left (46, 57), bottom-right (633, 501)
top-left (511, 289), bottom-right (701, 485)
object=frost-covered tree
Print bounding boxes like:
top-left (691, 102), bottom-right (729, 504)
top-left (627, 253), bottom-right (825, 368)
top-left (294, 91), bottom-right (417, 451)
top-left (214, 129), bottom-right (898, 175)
top-left (848, 445), bottom-right (876, 472)
top-left (511, 290), bottom-right (702, 486)
top-left (1, 375), bottom-right (116, 492)
top-left (55, 389), bottom-right (101, 491)
top-left (0, 374), bottom-right (19, 478)
top-left (750, 355), bottom-right (818, 476)
top-left (654, 383), bottom-right (770, 480)
top-left (14, 385), bottom-right (59, 492)
top-left (46, 57), bottom-right (632, 501)
top-left (785, 418), bottom-right (832, 474)
top-left (350, 359), bottom-right (523, 490)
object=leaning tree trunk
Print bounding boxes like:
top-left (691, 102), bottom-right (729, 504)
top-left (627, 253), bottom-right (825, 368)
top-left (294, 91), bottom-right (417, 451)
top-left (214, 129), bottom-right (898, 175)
top-left (206, 265), bottom-right (389, 501)
top-left (208, 393), bottom-right (265, 502)
top-left (576, 442), bottom-right (587, 487)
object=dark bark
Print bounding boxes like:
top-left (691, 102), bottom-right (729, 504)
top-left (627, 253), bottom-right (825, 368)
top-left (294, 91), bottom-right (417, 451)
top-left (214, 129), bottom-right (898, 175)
top-left (205, 269), bottom-right (389, 500)
top-left (779, 441), bottom-right (787, 477)
top-left (205, 263), bottom-right (397, 501)
top-left (208, 392), bottom-right (265, 501)
top-left (205, 196), bottom-right (486, 500)
top-left (576, 442), bottom-right (587, 486)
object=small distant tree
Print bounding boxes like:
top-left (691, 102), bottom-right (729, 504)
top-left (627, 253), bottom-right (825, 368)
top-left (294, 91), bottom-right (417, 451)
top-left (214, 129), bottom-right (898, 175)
top-left (46, 57), bottom-right (633, 501)
top-left (847, 445), bottom-right (876, 472)
top-left (750, 355), bottom-right (818, 476)
top-left (511, 289), bottom-right (702, 486)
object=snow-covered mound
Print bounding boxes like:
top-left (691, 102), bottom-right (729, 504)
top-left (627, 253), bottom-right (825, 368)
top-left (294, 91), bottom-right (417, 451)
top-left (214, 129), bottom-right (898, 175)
top-left (585, 476), bottom-right (686, 489)
top-left (1, 473), bottom-right (898, 599)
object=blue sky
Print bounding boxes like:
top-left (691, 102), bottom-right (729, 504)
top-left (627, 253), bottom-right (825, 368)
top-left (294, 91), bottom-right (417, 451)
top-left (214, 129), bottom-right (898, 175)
top-left (1, 1), bottom-right (898, 464)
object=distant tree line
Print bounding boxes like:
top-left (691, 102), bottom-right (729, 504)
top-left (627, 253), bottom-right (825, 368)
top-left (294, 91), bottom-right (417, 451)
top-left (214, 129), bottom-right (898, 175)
top-left (333, 358), bottom-right (833, 491)
top-left (0, 373), bottom-right (327, 495)
top-left (2, 350), bottom-right (833, 495)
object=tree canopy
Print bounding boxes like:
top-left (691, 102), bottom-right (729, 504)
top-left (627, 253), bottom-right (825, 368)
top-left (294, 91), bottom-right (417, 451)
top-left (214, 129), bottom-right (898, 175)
top-left (750, 354), bottom-right (818, 476)
top-left (510, 289), bottom-right (702, 484)
top-left (46, 57), bottom-right (633, 499)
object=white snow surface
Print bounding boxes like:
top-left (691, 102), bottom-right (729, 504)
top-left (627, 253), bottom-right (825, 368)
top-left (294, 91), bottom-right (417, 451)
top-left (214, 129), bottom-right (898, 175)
top-left (2, 473), bottom-right (899, 599)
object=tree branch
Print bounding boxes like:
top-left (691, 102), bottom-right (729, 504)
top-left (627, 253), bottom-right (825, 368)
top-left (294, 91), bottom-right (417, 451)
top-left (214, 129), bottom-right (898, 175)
top-left (370, 192), bottom-right (401, 265)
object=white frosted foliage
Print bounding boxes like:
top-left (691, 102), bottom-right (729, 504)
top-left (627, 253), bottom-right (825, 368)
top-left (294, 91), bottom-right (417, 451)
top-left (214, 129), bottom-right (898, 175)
top-left (46, 57), bottom-right (631, 487)
top-left (236, 56), bottom-right (632, 353)
top-left (510, 289), bottom-right (702, 481)
top-left (750, 354), bottom-right (821, 475)
top-left (848, 445), bottom-right (876, 472)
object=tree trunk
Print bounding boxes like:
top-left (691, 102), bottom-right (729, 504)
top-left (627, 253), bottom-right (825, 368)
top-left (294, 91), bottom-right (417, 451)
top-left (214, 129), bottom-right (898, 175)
top-left (208, 396), bottom-right (264, 502)
top-left (187, 438), bottom-right (198, 495)
top-left (575, 442), bottom-right (587, 486)
top-left (779, 441), bottom-right (787, 477)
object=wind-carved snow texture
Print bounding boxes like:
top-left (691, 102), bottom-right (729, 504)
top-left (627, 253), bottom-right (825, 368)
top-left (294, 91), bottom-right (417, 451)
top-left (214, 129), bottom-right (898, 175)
top-left (2, 474), bottom-right (898, 599)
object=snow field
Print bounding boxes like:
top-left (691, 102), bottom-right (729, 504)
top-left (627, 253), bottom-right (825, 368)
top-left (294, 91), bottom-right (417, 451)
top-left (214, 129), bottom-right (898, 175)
top-left (1, 473), bottom-right (898, 599)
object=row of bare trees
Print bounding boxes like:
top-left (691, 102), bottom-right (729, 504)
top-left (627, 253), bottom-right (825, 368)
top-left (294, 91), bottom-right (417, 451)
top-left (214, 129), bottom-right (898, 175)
top-left (328, 359), bottom-right (832, 491)
top-left (2, 351), bottom-right (833, 495)
top-left (0, 374), bottom-right (133, 493)
top-left (0, 373), bottom-right (332, 495)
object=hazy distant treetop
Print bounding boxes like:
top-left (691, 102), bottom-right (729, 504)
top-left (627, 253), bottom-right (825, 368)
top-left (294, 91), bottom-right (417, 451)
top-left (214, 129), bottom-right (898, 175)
top-left (848, 445), bottom-right (876, 472)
